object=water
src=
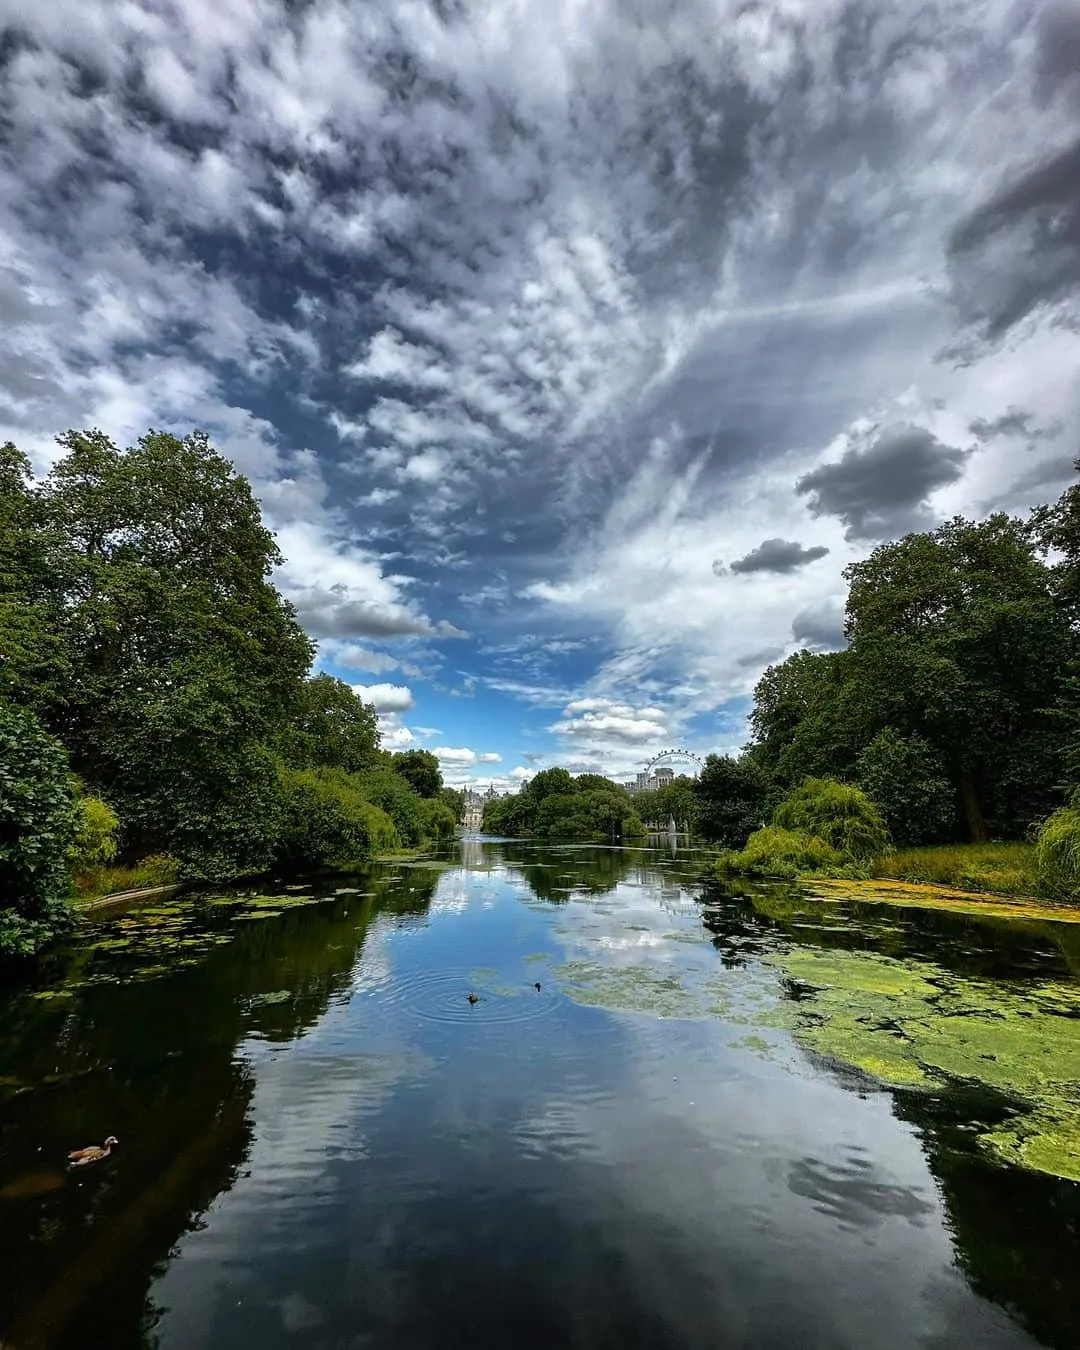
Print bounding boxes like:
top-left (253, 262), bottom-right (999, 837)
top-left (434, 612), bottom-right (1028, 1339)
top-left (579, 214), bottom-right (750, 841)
top-left (1, 839), bottom-right (1078, 1350)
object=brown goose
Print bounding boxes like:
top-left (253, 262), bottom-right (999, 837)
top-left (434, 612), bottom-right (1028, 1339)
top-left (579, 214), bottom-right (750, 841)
top-left (67, 1137), bottom-right (118, 1166)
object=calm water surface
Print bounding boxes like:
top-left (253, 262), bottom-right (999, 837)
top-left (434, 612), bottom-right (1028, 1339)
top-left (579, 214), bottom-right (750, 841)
top-left (1, 839), bottom-right (1078, 1350)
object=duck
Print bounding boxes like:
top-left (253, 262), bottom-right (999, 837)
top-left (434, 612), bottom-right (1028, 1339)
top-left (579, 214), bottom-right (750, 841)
top-left (67, 1137), bottom-right (118, 1167)
top-left (467, 992), bottom-right (480, 1005)
top-left (534, 982), bottom-right (542, 992)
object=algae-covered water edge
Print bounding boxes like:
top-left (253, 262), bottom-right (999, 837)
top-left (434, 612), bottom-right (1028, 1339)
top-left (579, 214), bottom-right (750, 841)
top-left (1, 840), bottom-right (1078, 1350)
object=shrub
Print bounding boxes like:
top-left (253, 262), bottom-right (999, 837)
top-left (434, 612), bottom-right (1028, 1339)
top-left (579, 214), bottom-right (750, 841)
top-left (69, 788), bottom-right (120, 871)
top-left (352, 767), bottom-right (427, 845)
top-left (276, 767), bottom-right (399, 873)
top-left (856, 729), bottom-right (954, 846)
top-left (0, 700), bottom-right (79, 956)
top-left (716, 825), bottom-right (848, 880)
top-left (1035, 806), bottom-right (1080, 903)
top-left (774, 777), bottom-right (890, 861)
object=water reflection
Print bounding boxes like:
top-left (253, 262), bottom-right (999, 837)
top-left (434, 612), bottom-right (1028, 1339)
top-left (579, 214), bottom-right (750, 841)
top-left (0, 840), bottom-right (1076, 1349)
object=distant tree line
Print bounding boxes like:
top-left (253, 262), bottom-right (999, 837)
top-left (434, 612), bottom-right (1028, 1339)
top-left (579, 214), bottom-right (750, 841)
top-left (0, 429), bottom-right (459, 957)
top-left (482, 767), bottom-right (645, 841)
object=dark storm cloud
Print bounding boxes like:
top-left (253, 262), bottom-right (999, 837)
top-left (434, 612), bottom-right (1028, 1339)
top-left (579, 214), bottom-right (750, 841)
top-left (796, 424), bottom-right (972, 540)
top-left (735, 645), bottom-right (786, 669)
top-left (1001, 453), bottom-right (1077, 501)
top-left (729, 538), bottom-right (830, 575)
top-left (949, 135), bottom-right (1080, 338)
top-left (969, 408), bottom-right (1062, 441)
top-left (1034, 1), bottom-right (1080, 109)
top-left (792, 602), bottom-right (847, 652)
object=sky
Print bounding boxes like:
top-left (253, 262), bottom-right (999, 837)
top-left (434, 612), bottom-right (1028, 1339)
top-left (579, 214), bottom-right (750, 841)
top-left (1, 0), bottom-right (1078, 791)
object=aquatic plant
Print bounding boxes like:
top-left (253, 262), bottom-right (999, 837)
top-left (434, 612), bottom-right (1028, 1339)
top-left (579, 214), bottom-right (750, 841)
top-left (1035, 805), bottom-right (1080, 903)
top-left (773, 777), bottom-right (890, 861)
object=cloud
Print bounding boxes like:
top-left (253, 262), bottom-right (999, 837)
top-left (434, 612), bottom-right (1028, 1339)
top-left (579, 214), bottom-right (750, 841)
top-left (728, 538), bottom-right (831, 575)
top-left (968, 408), bottom-right (1061, 441)
top-left (478, 752), bottom-right (502, 764)
top-left (949, 135), bottom-right (1080, 339)
top-left (376, 714), bottom-right (415, 750)
top-left (550, 698), bottom-right (669, 747)
top-left (292, 586), bottom-right (466, 640)
top-left (796, 424), bottom-right (973, 541)
top-left (350, 683), bottom-right (414, 713)
top-left (326, 644), bottom-right (406, 675)
top-left (792, 601), bottom-right (847, 652)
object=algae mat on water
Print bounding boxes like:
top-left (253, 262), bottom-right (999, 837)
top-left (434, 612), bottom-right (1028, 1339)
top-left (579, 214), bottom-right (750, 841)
top-left (804, 876), bottom-right (1080, 924)
top-left (772, 946), bottom-right (1080, 1183)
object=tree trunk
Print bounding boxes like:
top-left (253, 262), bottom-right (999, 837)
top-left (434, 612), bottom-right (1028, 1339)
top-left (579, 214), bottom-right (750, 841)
top-left (959, 769), bottom-right (988, 842)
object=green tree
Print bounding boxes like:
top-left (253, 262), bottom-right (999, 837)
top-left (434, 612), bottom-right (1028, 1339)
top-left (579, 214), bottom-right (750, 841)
top-left (693, 754), bottom-right (768, 847)
top-left (276, 767), bottom-right (398, 873)
top-left (749, 650), bottom-right (862, 789)
top-left (843, 515), bottom-right (1074, 839)
top-left (281, 674), bottom-right (380, 773)
top-left (773, 777), bottom-right (889, 862)
top-left (0, 701), bottom-right (79, 956)
top-left (440, 786), bottom-right (465, 823)
top-left (525, 767), bottom-right (575, 802)
top-left (856, 729), bottom-right (954, 846)
top-left (391, 749), bottom-right (442, 799)
top-left (69, 788), bottom-right (121, 871)
top-left (354, 767), bottom-right (428, 845)
top-left (33, 429), bottom-right (313, 876)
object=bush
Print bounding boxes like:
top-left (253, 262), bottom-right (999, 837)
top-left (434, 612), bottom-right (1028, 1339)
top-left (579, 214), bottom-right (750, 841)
top-left (716, 826), bottom-right (849, 880)
top-left (276, 768), bottom-right (399, 873)
top-left (693, 754), bottom-right (769, 847)
top-left (0, 701), bottom-right (79, 956)
top-left (1035, 806), bottom-right (1080, 903)
top-left (774, 777), bottom-right (890, 861)
top-left (69, 788), bottom-right (120, 871)
top-left (856, 729), bottom-right (954, 846)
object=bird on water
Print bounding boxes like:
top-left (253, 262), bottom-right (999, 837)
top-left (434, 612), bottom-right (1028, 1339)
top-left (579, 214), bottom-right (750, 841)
top-left (467, 992), bottom-right (480, 1005)
top-left (68, 1137), bottom-right (118, 1166)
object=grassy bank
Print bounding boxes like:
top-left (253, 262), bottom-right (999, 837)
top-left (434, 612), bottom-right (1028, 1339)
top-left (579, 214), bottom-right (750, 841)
top-left (74, 854), bottom-right (182, 904)
top-left (872, 842), bottom-right (1036, 898)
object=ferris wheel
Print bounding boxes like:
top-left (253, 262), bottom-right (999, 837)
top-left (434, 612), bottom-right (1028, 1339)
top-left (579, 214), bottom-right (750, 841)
top-left (641, 748), bottom-right (704, 777)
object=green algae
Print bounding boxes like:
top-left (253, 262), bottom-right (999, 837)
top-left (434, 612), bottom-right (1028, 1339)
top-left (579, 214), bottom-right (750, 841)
top-left (805, 876), bottom-right (1080, 924)
top-left (553, 962), bottom-right (693, 1017)
top-left (767, 946), bottom-right (1080, 1182)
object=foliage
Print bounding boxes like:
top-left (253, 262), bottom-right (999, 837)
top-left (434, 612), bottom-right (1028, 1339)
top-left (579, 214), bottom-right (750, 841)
top-left (276, 767), bottom-right (399, 873)
top-left (716, 826), bottom-right (848, 880)
top-left (748, 504), bottom-right (1080, 845)
top-left (692, 754), bottom-right (768, 846)
top-left (391, 749), bottom-right (442, 799)
top-left (353, 767), bottom-right (429, 846)
top-left (419, 796), bottom-right (458, 841)
top-left (280, 674), bottom-right (380, 774)
top-left (532, 788), bottom-right (645, 842)
top-left (1035, 806), bottom-right (1080, 904)
top-left (483, 770), bottom-right (642, 841)
top-left (0, 701), bottom-right (79, 956)
top-left (74, 853), bottom-right (181, 903)
top-left (874, 842), bottom-right (1036, 898)
top-left (637, 776), bottom-right (699, 832)
top-left (773, 777), bottom-right (890, 862)
top-left (69, 788), bottom-right (121, 871)
top-left (856, 729), bottom-right (954, 846)
top-left (440, 786), bottom-right (465, 823)
top-left (841, 515), bottom-right (1074, 840)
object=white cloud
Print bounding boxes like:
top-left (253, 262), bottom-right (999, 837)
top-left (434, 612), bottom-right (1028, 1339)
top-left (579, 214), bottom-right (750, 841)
top-left (351, 683), bottom-right (414, 713)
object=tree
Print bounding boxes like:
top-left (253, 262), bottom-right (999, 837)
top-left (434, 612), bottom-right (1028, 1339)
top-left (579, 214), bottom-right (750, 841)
top-left (773, 777), bottom-right (889, 862)
top-left (32, 429), bottom-right (314, 875)
top-left (693, 755), bottom-right (769, 847)
top-left (0, 701), bottom-right (79, 956)
top-left (749, 650), bottom-right (863, 789)
top-left (276, 768), bottom-right (398, 873)
top-left (843, 515), bottom-right (1075, 839)
top-left (353, 767), bottom-right (428, 845)
top-left (856, 729), bottom-right (954, 846)
top-left (525, 767), bottom-right (574, 802)
top-left (440, 786), bottom-right (465, 823)
top-left (281, 674), bottom-right (380, 774)
top-left (391, 749), bottom-right (442, 799)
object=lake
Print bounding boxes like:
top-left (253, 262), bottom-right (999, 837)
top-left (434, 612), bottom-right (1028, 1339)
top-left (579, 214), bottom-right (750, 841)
top-left (1, 838), bottom-right (1078, 1350)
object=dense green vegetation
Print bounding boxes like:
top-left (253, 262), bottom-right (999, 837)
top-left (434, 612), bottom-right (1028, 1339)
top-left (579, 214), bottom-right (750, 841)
top-left (0, 430), bottom-right (456, 956)
top-left (482, 767), bottom-right (645, 841)
top-left (701, 466), bottom-right (1080, 901)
